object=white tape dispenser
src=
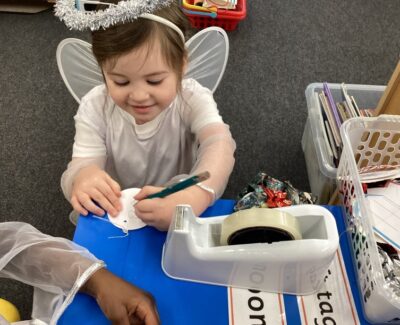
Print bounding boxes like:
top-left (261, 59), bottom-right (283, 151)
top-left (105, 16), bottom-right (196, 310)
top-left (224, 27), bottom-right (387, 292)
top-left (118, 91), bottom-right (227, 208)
top-left (162, 205), bottom-right (339, 295)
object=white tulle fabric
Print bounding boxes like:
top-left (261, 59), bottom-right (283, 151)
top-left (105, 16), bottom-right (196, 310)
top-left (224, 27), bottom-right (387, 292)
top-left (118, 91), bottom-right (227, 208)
top-left (56, 27), bottom-right (229, 103)
top-left (0, 222), bottom-right (104, 325)
top-left (190, 122), bottom-right (236, 200)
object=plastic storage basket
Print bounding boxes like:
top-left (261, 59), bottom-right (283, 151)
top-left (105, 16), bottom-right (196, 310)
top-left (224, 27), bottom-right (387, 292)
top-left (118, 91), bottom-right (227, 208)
top-left (337, 115), bottom-right (400, 323)
top-left (182, 0), bottom-right (246, 31)
top-left (302, 83), bottom-right (386, 203)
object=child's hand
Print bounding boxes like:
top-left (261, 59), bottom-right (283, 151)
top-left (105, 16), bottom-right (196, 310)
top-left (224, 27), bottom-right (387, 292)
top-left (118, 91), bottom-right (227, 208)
top-left (71, 165), bottom-right (122, 217)
top-left (134, 185), bottom-right (211, 231)
top-left (81, 268), bottom-right (160, 325)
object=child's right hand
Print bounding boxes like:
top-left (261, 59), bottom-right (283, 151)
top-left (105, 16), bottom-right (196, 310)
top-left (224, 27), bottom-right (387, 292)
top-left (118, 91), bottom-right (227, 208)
top-left (71, 165), bottom-right (122, 217)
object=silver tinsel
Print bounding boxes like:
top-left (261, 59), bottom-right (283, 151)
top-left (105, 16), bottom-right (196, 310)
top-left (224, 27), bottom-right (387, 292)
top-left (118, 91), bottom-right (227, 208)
top-left (55, 0), bottom-right (174, 31)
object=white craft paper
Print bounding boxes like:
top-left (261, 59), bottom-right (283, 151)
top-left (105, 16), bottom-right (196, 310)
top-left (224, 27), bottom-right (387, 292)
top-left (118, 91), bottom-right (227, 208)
top-left (366, 182), bottom-right (400, 249)
top-left (108, 188), bottom-right (146, 231)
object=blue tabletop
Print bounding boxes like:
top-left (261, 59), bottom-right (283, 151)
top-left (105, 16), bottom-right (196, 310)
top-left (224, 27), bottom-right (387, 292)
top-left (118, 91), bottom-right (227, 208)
top-left (59, 201), bottom-right (372, 325)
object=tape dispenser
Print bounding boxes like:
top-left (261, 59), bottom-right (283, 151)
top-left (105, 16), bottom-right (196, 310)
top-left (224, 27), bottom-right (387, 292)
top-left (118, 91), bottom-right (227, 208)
top-left (162, 205), bottom-right (339, 295)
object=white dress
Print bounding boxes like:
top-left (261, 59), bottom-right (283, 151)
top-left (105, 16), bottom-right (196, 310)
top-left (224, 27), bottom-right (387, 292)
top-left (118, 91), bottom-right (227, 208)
top-left (62, 78), bottom-right (236, 200)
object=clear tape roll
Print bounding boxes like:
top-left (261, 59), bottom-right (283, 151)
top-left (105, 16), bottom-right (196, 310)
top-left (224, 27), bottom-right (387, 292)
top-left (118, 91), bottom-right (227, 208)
top-left (220, 208), bottom-right (302, 246)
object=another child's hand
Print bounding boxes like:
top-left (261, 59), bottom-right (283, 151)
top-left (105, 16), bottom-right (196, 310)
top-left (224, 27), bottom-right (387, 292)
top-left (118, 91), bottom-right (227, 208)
top-left (71, 165), bottom-right (122, 217)
top-left (134, 185), bottom-right (211, 231)
top-left (81, 268), bottom-right (160, 325)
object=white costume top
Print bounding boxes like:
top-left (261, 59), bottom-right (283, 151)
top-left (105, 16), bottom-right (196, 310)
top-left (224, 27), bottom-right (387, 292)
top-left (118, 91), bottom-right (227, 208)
top-left (0, 222), bottom-right (103, 325)
top-left (65, 78), bottom-right (235, 198)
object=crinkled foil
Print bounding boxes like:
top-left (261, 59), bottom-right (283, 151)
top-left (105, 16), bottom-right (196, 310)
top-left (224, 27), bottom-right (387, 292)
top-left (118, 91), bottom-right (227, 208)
top-left (378, 242), bottom-right (400, 297)
top-left (234, 172), bottom-right (316, 211)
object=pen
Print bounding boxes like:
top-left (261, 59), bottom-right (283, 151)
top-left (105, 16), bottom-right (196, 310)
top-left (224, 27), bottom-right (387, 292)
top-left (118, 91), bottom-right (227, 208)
top-left (147, 171), bottom-right (210, 199)
top-left (134, 171), bottom-right (210, 204)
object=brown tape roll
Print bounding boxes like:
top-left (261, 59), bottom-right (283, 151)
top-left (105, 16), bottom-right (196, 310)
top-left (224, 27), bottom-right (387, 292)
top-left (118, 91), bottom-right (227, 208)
top-left (220, 208), bottom-right (302, 246)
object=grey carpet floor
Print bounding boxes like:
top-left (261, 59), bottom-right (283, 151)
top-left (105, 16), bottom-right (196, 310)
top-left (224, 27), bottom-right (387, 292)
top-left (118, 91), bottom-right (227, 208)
top-left (1, 0), bottom-right (400, 320)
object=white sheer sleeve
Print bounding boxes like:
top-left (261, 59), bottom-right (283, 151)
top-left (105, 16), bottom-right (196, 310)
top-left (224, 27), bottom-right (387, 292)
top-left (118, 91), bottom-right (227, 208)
top-left (167, 122), bottom-right (236, 203)
top-left (190, 122), bottom-right (236, 201)
top-left (0, 222), bottom-right (104, 325)
top-left (171, 79), bottom-right (236, 202)
top-left (61, 156), bottom-right (107, 201)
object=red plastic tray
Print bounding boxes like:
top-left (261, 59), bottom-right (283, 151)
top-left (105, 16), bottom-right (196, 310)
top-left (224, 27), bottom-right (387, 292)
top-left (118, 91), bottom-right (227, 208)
top-left (182, 0), bottom-right (246, 31)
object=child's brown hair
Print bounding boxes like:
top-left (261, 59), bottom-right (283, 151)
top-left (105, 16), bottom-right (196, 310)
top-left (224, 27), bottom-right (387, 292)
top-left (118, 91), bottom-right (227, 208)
top-left (91, 1), bottom-right (189, 87)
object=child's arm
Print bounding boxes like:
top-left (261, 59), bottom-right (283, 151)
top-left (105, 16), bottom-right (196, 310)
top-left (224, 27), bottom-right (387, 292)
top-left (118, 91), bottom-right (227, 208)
top-left (0, 222), bottom-right (160, 325)
top-left (134, 123), bottom-right (235, 231)
top-left (0, 222), bottom-right (102, 293)
top-left (60, 84), bottom-right (125, 217)
top-left (189, 122), bottom-right (236, 201)
top-left (179, 79), bottom-right (236, 202)
top-left (61, 88), bottom-right (122, 217)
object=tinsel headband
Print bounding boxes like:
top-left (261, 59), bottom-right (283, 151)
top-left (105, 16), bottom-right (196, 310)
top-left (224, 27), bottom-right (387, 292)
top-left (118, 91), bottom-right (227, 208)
top-left (55, 0), bottom-right (185, 42)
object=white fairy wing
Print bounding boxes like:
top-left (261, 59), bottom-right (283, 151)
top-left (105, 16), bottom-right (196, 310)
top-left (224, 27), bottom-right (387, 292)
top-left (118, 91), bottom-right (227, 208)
top-left (56, 38), bottom-right (103, 104)
top-left (184, 26), bottom-right (229, 93)
top-left (56, 27), bottom-right (229, 103)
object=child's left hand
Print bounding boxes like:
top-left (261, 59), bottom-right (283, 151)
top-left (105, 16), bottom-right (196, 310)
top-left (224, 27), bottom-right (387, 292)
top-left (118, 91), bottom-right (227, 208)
top-left (81, 268), bottom-right (160, 325)
top-left (134, 186), bottom-right (212, 231)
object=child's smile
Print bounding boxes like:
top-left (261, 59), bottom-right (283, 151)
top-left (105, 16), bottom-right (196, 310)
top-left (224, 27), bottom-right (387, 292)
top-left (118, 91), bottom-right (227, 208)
top-left (103, 39), bottom-right (179, 125)
top-left (128, 103), bottom-right (156, 116)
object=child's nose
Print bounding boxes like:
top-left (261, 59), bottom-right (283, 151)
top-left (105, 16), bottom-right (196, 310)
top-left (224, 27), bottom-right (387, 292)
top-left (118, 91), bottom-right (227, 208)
top-left (129, 87), bottom-right (149, 102)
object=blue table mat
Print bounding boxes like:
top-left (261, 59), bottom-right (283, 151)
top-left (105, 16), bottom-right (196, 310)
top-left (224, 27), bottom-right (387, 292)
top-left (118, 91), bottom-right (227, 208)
top-left (59, 202), bottom-right (372, 324)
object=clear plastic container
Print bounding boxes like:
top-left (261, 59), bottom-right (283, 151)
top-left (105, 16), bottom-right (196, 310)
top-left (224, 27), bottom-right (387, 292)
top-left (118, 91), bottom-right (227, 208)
top-left (302, 83), bottom-right (386, 203)
top-left (162, 204), bottom-right (339, 295)
top-left (337, 115), bottom-right (400, 323)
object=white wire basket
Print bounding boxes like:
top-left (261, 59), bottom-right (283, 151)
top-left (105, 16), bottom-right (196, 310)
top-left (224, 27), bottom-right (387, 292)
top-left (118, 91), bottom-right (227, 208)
top-left (337, 115), bottom-right (400, 323)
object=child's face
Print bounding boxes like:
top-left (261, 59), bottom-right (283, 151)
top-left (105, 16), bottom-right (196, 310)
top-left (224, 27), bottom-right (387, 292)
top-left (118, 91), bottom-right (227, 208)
top-left (103, 40), bottom-right (179, 125)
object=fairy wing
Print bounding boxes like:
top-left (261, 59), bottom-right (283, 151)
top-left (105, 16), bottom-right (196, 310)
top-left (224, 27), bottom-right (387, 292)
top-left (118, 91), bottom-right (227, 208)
top-left (184, 26), bottom-right (229, 93)
top-left (56, 38), bottom-right (103, 104)
top-left (56, 27), bottom-right (229, 103)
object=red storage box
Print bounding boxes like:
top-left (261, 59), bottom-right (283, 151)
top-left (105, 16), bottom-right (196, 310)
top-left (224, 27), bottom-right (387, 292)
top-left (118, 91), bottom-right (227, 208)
top-left (182, 0), bottom-right (246, 31)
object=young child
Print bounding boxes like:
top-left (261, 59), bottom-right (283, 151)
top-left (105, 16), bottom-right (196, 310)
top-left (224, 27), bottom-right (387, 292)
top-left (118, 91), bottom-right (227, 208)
top-left (60, 0), bottom-right (236, 230)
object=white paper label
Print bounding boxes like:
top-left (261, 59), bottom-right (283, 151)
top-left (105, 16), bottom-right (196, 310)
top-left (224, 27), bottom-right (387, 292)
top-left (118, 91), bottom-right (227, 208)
top-left (228, 287), bottom-right (286, 325)
top-left (298, 249), bottom-right (359, 325)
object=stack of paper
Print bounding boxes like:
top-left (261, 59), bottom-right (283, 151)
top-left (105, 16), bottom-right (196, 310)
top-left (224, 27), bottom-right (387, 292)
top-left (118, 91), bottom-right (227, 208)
top-left (365, 181), bottom-right (400, 249)
top-left (316, 82), bottom-right (373, 166)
